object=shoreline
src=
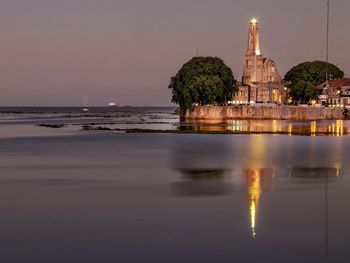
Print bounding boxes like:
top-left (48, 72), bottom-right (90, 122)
top-left (44, 125), bottom-right (348, 136)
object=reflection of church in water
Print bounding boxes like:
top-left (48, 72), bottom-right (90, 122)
top-left (244, 167), bottom-right (341, 238)
top-left (244, 168), bottom-right (275, 238)
top-left (231, 19), bottom-right (286, 105)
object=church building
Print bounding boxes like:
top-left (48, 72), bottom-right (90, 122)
top-left (231, 19), bottom-right (286, 105)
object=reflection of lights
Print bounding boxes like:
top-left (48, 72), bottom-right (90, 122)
top-left (336, 120), bottom-right (343, 136)
top-left (310, 121), bottom-right (317, 136)
top-left (327, 120), bottom-right (344, 136)
top-left (272, 120), bottom-right (280, 133)
top-left (194, 119), bottom-right (346, 136)
top-left (250, 199), bottom-right (257, 238)
top-left (227, 120), bottom-right (245, 132)
top-left (288, 123), bottom-right (293, 136)
top-left (336, 168), bottom-right (341, 177)
top-left (247, 170), bottom-right (261, 239)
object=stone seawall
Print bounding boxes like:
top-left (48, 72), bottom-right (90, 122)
top-left (183, 106), bottom-right (344, 120)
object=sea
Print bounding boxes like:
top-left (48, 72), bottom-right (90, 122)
top-left (0, 106), bottom-right (349, 263)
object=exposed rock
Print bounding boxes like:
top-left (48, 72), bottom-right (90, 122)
top-left (38, 124), bottom-right (65, 128)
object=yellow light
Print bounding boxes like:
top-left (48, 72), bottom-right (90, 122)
top-left (336, 120), bottom-right (343, 136)
top-left (248, 171), bottom-right (261, 239)
top-left (250, 200), bottom-right (256, 237)
top-left (272, 119), bottom-right (279, 133)
top-left (251, 18), bottom-right (258, 25)
top-left (255, 49), bottom-right (261, 55)
top-left (310, 121), bottom-right (317, 136)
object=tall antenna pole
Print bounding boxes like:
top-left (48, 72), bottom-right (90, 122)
top-left (324, 2), bottom-right (330, 258)
top-left (326, 0), bottom-right (330, 82)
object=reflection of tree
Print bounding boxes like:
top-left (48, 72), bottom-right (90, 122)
top-left (171, 136), bottom-right (233, 197)
top-left (171, 169), bottom-right (232, 197)
top-left (288, 167), bottom-right (341, 179)
top-left (244, 168), bottom-right (275, 238)
top-left (180, 169), bottom-right (226, 179)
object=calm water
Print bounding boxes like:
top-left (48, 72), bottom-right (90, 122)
top-left (0, 107), bottom-right (350, 262)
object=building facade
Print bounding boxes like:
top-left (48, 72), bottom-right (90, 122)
top-left (231, 19), bottom-right (286, 105)
top-left (318, 78), bottom-right (350, 107)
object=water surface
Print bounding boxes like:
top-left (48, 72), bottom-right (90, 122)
top-left (0, 132), bottom-right (349, 263)
top-left (0, 107), bottom-right (349, 263)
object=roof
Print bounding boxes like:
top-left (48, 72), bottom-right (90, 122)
top-left (317, 78), bottom-right (350, 89)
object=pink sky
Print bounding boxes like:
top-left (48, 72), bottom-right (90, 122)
top-left (0, 0), bottom-right (349, 106)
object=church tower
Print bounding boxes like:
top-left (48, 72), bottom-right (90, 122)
top-left (232, 19), bottom-right (284, 104)
top-left (243, 19), bottom-right (264, 85)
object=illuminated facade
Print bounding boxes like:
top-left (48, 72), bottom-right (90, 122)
top-left (317, 78), bottom-right (350, 107)
top-left (231, 19), bottom-right (285, 105)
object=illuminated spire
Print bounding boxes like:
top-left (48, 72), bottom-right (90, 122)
top-left (247, 18), bottom-right (261, 56)
top-left (250, 18), bottom-right (258, 25)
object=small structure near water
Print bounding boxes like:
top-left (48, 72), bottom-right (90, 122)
top-left (318, 78), bottom-right (350, 107)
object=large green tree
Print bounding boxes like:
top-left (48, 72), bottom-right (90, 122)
top-left (284, 61), bottom-right (344, 104)
top-left (169, 57), bottom-right (238, 109)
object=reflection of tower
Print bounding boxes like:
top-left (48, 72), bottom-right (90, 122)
top-left (245, 169), bottom-right (261, 238)
top-left (244, 168), bottom-right (275, 238)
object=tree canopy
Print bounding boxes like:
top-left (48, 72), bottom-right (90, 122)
top-left (169, 57), bottom-right (238, 109)
top-left (284, 61), bottom-right (344, 104)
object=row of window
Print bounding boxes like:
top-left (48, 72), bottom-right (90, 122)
top-left (237, 90), bottom-right (273, 97)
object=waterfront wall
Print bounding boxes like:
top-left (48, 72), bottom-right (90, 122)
top-left (183, 106), bottom-right (344, 120)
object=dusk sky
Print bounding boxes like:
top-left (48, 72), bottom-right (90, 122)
top-left (0, 0), bottom-right (349, 106)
